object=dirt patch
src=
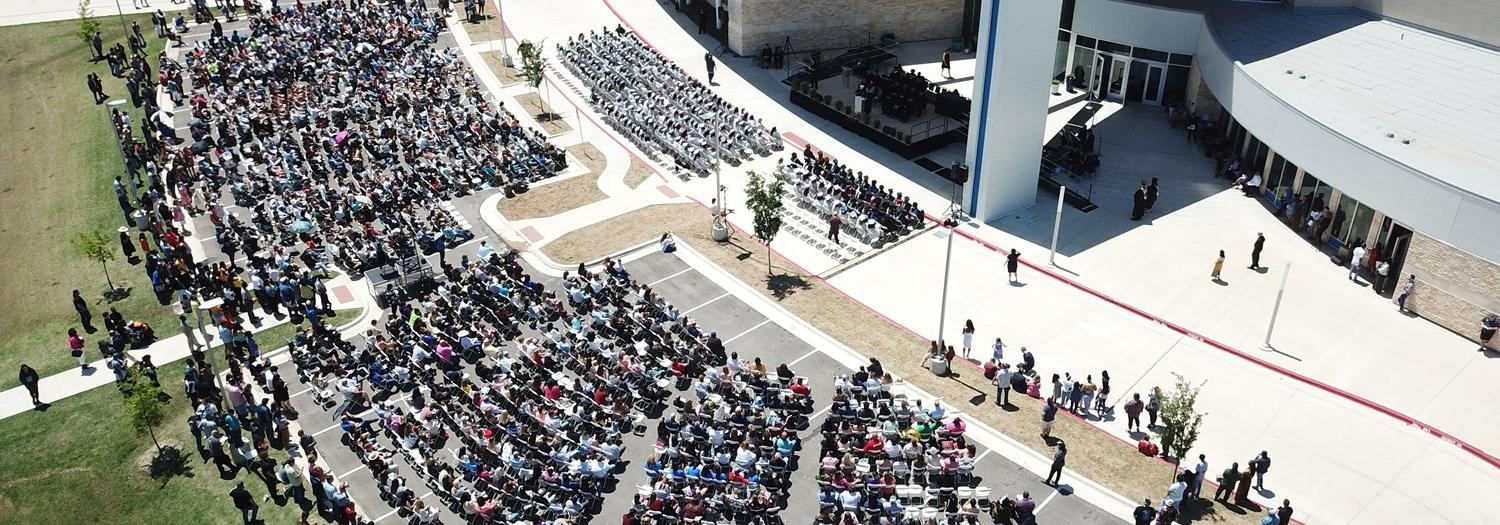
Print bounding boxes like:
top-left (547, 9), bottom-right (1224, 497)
top-left (0, 466), bottom-right (89, 491)
top-left (624, 157), bottom-right (656, 189)
top-left (464, 15), bottom-right (508, 43)
top-left (667, 230), bottom-right (1263, 524)
top-left (497, 143), bottom-right (608, 221)
top-left (481, 51), bottom-right (524, 87)
top-left (516, 92), bottom-right (572, 136)
top-left (541, 204), bottom-right (706, 265)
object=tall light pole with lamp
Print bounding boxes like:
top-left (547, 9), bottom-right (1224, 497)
top-left (934, 163), bottom-right (968, 357)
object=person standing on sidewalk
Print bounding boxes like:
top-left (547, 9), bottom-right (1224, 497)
top-left (1374, 259), bottom-right (1390, 294)
top-left (993, 363), bottom-right (1013, 407)
top-left (73, 290), bottom-right (94, 332)
top-left (1188, 454), bottom-right (1208, 501)
top-left (1132, 498), bottom-right (1157, 525)
top-left (1044, 441), bottom-right (1066, 486)
top-left (1211, 250), bottom-right (1226, 282)
top-left (1397, 275), bottom-right (1415, 312)
top-left (19, 364), bottom-right (42, 406)
top-left (1250, 233), bottom-right (1265, 270)
top-left (1124, 393), bottom-right (1145, 432)
top-left (1145, 177), bottom-right (1160, 213)
top-left (705, 53), bottom-right (716, 84)
top-left (1276, 500), bottom-right (1295, 525)
top-left (827, 213), bottom-right (842, 245)
top-left (1006, 249), bottom-right (1021, 283)
top-left (1252, 451), bottom-right (1272, 490)
top-left (940, 50), bottom-right (952, 78)
top-left (1040, 397), bottom-right (1058, 439)
top-left (1214, 462), bottom-right (1240, 501)
top-left (1146, 387), bottom-right (1162, 429)
top-left (1349, 243), bottom-right (1367, 282)
top-left (961, 320), bottom-right (975, 359)
top-left (68, 328), bottom-right (89, 371)
top-left (180, 315), bottom-right (203, 351)
top-left (1477, 314), bottom-right (1497, 352)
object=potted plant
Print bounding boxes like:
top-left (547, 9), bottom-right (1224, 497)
top-left (834, 100), bottom-right (845, 112)
top-left (1051, 79), bottom-right (1062, 95)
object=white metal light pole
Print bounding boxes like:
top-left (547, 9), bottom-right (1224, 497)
top-left (1260, 262), bottom-right (1292, 350)
top-left (934, 164), bottom-right (965, 353)
top-left (498, 0), bottom-right (512, 67)
top-left (1049, 185), bottom-right (1064, 266)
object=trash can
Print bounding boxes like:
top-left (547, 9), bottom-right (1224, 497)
top-left (929, 356), bottom-right (949, 376)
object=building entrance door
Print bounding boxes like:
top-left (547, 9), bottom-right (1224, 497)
top-left (1094, 53), bottom-right (1127, 101)
top-left (1143, 63), bottom-right (1165, 105)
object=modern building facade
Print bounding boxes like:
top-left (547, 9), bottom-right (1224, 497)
top-left (1031, 0), bottom-right (1500, 340)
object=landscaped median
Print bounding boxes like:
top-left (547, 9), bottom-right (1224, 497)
top-left (535, 217), bottom-right (1270, 523)
top-left (496, 143), bottom-right (608, 221)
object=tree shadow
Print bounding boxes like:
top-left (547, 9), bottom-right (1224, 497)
top-left (104, 286), bottom-right (134, 303)
top-left (148, 445), bottom-right (195, 485)
top-left (766, 273), bottom-right (811, 300)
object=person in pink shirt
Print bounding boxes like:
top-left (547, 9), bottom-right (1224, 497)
top-left (434, 342), bottom-right (453, 363)
top-left (68, 328), bottom-right (88, 370)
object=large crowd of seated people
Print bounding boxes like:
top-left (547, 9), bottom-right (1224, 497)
top-left (854, 67), bottom-right (931, 124)
top-left (810, 362), bottom-right (1005, 525)
top-left (625, 357), bottom-right (816, 524)
top-left (559, 27), bottom-right (781, 176)
top-left (290, 242), bottom-right (799, 523)
top-left (779, 147), bottom-right (926, 247)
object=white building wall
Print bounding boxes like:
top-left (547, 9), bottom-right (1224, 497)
top-left (1071, 0), bottom-right (1202, 53)
top-left (1192, 13), bottom-right (1500, 263)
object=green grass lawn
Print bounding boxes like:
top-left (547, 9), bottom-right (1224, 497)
top-left (0, 15), bottom-right (177, 389)
top-left (0, 310), bottom-right (357, 525)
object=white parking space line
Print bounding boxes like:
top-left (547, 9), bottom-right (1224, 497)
top-left (1035, 490), bottom-right (1062, 513)
top-left (974, 448), bottom-right (994, 464)
top-left (339, 464), bottom-right (367, 478)
top-left (787, 346), bottom-right (822, 367)
top-left (646, 268), bottom-right (694, 287)
top-left (723, 319), bottom-right (772, 345)
top-left (681, 292), bottom-right (731, 315)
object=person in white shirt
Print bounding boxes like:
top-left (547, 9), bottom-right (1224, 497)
top-left (1349, 243), bottom-right (1367, 282)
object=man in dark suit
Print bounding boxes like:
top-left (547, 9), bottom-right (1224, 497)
top-left (1130, 181), bottom-right (1147, 221)
top-left (1250, 233), bottom-right (1265, 270)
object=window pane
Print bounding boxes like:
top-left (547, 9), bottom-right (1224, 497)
top-left (1169, 53), bottom-right (1193, 66)
top-left (1132, 47), bottom-right (1169, 62)
top-left (1267, 155), bottom-right (1286, 188)
top-left (1077, 35), bottom-right (1096, 48)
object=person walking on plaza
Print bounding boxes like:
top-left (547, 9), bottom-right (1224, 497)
top-left (1145, 177), bottom-right (1160, 213)
top-left (73, 290), bottom-right (94, 333)
top-left (991, 337), bottom-right (1005, 361)
top-left (704, 53), bottom-right (716, 84)
top-left (68, 328), bottom-right (89, 370)
top-left (1374, 259), bottom-right (1390, 294)
top-left (1130, 181), bottom-right (1148, 221)
top-left (1477, 314), bottom-right (1497, 352)
top-left (1044, 441), bottom-right (1066, 486)
top-left (1211, 250), bottom-right (1226, 282)
top-left (940, 50), bottom-right (952, 78)
top-left (230, 480), bottom-right (258, 524)
top-left (1349, 243), bottom-right (1367, 282)
top-left (1250, 233), bottom-right (1265, 270)
top-left (827, 213), bottom-right (842, 245)
top-left (1397, 274), bottom-right (1415, 312)
top-left (1124, 393), bottom-right (1145, 432)
top-left (1214, 462), bottom-right (1240, 501)
top-left (1006, 249), bottom-right (1021, 283)
top-left (1251, 450), bottom-right (1271, 489)
top-left (180, 315), bottom-right (204, 351)
top-left (961, 320), bottom-right (975, 359)
top-left (19, 364), bottom-right (42, 406)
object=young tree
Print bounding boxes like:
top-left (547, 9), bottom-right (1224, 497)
top-left (122, 369), bottom-right (168, 453)
top-left (73, 229), bottom-right (118, 291)
top-left (1158, 373), bottom-right (1206, 461)
top-left (516, 40), bottom-right (550, 121)
top-left (743, 170), bottom-right (787, 276)
top-left (76, 0), bottom-right (100, 47)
